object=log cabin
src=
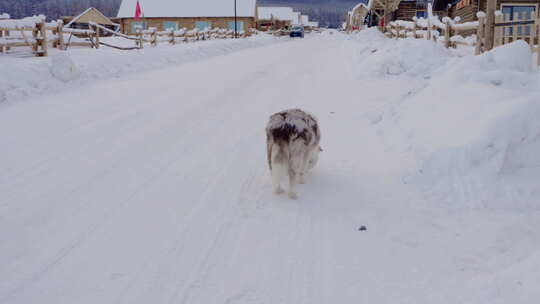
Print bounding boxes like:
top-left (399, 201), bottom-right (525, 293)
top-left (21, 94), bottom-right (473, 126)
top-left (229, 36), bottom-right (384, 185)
top-left (115, 0), bottom-right (258, 35)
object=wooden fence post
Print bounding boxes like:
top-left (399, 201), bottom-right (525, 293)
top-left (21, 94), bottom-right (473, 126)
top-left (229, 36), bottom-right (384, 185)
top-left (37, 21), bottom-right (48, 56)
top-left (475, 13), bottom-right (485, 55)
top-left (427, 19), bottom-right (432, 40)
top-left (512, 12), bottom-right (519, 43)
top-left (412, 18), bottom-right (417, 38)
top-left (169, 29), bottom-right (175, 45)
top-left (151, 28), bottom-right (157, 46)
top-left (94, 24), bottom-right (100, 49)
top-left (136, 28), bottom-right (143, 49)
top-left (5, 30), bottom-right (10, 51)
top-left (444, 19), bottom-right (451, 48)
top-left (41, 21), bottom-right (48, 56)
top-left (57, 20), bottom-right (65, 50)
top-left (32, 25), bottom-right (38, 54)
top-left (494, 11), bottom-right (503, 47)
top-left (0, 30), bottom-right (3, 53)
top-left (528, 15), bottom-right (535, 46)
top-left (485, 0), bottom-right (496, 50)
top-left (536, 19), bottom-right (540, 66)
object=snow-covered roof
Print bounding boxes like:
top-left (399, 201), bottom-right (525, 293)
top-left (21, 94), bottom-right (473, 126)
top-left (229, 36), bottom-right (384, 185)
top-left (66, 7), bottom-right (113, 27)
top-left (0, 13), bottom-right (10, 19)
top-left (117, 0), bottom-right (257, 18)
top-left (257, 7), bottom-right (295, 21)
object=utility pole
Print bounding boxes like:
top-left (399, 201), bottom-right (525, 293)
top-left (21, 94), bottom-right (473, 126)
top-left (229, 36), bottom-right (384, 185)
top-left (234, 0), bottom-right (238, 38)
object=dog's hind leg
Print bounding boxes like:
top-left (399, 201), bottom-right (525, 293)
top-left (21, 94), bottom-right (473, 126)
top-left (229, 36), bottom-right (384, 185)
top-left (270, 143), bottom-right (287, 195)
top-left (288, 168), bottom-right (298, 200)
top-left (271, 167), bottom-right (285, 194)
top-left (298, 151), bottom-right (310, 184)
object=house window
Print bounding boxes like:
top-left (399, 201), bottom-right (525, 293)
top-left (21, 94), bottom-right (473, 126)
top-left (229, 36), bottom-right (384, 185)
top-left (196, 21), bottom-right (212, 30)
top-left (131, 21), bottom-right (146, 33)
top-left (416, 11), bottom-right (427, 18)
top-left (228, 21), bottom-right (244, 32)
top-left (163, 21), bottom-right (178, 31)
top-left (501, 4), bottom-right (536, 36)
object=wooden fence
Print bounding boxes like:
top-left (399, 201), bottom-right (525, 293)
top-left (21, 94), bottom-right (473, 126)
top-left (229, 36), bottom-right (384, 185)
top-left (386, 16), bottom-right (480, 48)
top-left (384, 9), bottom-right (539, 66)
top-left (0, 16), bottom-right (258, 57)
top-left (0, 18), bottom-right (100, 56)
top-left (129, 26), bottom-right (254, 49)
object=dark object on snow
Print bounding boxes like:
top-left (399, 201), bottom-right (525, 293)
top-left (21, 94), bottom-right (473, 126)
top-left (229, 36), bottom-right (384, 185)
top-left (290, 26), bottom-right (304, 38)
top-left (358, 226), bottom-right (367, 231)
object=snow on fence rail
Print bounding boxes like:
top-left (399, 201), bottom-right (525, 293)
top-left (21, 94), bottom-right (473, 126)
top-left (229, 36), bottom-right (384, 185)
top-left (386, 16), bottom-right (478, 48)
top-left (384, 10), bottom-right (539, 66)
top-left (0, 15), bottom-right (258, 57)
top-left (0, 15), bottom-right (98, 56)
top-left (129, 26), bottom-right (253, 49)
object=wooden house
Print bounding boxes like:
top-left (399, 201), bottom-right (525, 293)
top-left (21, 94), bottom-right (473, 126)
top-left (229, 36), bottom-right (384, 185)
top-left (62, 7), bottom-right (118, 36)
top-left (433, 0), bottom-right (539, 23)
top-left (396, 0), bottom-right (429, 20)
top-left (116, 0), bottom-right (258, 35)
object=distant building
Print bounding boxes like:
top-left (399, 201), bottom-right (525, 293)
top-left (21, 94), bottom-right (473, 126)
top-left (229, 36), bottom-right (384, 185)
top-left (291, 12), bottom-right (302, 25)
top-left (116, 0), bottom-right (258, 35)
top-left (257, 7), bottom-right (295, 30)
top-left (62, 7), bottom-right (118, 36)
top-left (307, 21), bottom-right (319, 28)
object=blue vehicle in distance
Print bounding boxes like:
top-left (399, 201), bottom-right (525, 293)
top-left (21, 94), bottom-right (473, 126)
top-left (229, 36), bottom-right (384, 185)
top-left (289, 26), bottom-right (304, 38)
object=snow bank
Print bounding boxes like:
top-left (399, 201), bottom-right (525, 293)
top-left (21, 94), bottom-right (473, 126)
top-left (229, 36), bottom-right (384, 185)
top-left (50, 53), bottom-right (80, 82)
top-left (352, 29), bottom-right (540, 208)
top-left (0, 34), bottom-right (283, 103)
top-left (352, 28), bottom-right (449, 77)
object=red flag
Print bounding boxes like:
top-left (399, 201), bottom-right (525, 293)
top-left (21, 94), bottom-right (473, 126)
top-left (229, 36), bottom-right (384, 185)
top-left (134, 1), bottom-right (142, 21)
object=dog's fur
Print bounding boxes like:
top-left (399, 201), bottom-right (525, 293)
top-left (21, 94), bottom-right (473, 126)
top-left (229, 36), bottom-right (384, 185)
top-left (266, 109), bottom-right (322, 199)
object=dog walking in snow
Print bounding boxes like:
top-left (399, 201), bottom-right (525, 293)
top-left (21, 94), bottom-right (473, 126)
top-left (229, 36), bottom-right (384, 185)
top-left (266, 109), bottom-right (322, 199)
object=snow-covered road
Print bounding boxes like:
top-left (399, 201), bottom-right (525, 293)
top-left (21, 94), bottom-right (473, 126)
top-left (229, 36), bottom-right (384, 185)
top-left (2, 33), bottom-right (539, 304)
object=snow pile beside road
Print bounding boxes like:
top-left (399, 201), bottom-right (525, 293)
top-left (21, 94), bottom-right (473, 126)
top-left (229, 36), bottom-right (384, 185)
top-left (50, 53), bottom-right (80, 82)
top-left (355, 30), bottom-right (450, 77)
top-left (352, 29), bottom-right (540, 207)
top-left (0, 34), bottom-right (282, 103)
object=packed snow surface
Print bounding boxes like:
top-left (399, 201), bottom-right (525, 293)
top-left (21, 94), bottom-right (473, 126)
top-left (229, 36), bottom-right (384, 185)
top-left (0, 34), bottom-right (283, 103)
top-left (1, 29), bottom-right (539, 304)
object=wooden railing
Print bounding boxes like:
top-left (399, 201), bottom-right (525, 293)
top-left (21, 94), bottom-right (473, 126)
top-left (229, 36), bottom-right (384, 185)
top-left (0, 17), bottom-right (101, 56)
top-left (129, 26), bottom-right (252, 49)
top-left (386, 16), bottom-right (480, 48)
top-left (0, 15), bottom-right (259, 57)
top-left (383, 10), bottom-right (540, 66)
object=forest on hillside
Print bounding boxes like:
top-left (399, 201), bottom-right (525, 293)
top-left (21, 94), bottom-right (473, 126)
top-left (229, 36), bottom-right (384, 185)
top-left (0, 0), bottom-right (360, 27)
